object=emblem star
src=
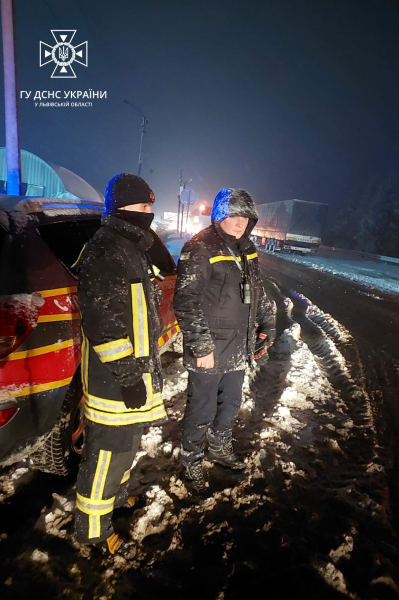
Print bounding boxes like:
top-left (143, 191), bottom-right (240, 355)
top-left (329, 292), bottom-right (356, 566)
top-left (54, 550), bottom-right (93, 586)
top-left (39, 30), bottom-right (88, 79)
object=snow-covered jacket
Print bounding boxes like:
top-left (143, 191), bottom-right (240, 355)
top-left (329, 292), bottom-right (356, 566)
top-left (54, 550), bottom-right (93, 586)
top-left (78, 215), bottom-right (167, 429)
top-left (173, 189), bottom-right (275, 374)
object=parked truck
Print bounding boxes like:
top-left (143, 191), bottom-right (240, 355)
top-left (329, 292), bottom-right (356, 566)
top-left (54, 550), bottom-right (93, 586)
top-left (252, 199), bottom-right (328, 254)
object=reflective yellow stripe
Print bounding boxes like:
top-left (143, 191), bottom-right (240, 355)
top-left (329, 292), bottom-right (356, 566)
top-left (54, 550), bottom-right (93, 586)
top-left (37, 313), bottom-right (80, 323)
top-left (209, 255), bottom-right (241, 264)
top-left (100, 347), bottom-right (133, 362)
top-left (85, 392), bottom-right (161, 414)
top-left (88, 450), bottom-right (112, 539)
top-left (0, 338), bottom-right (79, 362)
top-left (38, 286), bottom-right (78, 298)
top-left (93, 337), bottom-right (133, 363)
top-left (77, 492), bottom-right (115, 507)
top-left (1, 377), bottom-right (72, 400)
top-left (76, 492), bottom-right (115, 516)
top-left (85, 401), bottom-right (166, 426)
top-left (245, 252), bottom-right (258, 260)
top-left (81, 331), bottom-right (89, 395)
top-left (143, 372), bottom-right (153, 399)
top-left (97, 451), bottom-right (111, 501)
top-left (93, 338), bottom-right (130, 353)
top-left (120, 469), bottom-right (131, 484)
top-left (71, 244), bottom-right (86, 269)
top-left (131, 283), bottom-right (150, 357)
top-left (76, 501), bottom-right (114, 517)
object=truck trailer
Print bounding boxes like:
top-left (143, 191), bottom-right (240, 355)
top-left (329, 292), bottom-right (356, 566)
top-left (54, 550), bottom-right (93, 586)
top-left (252, 199), bottom-right (328, 254)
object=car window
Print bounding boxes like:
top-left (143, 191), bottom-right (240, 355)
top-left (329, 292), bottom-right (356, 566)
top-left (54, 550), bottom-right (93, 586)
top-left (37, 220), bottom-right (101, 271)
top-left (0, 224), bottom-right (27, 294)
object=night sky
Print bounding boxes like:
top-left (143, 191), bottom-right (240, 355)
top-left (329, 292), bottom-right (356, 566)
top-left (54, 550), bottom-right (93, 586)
top-left (1, 0), bottom-right (399, 217)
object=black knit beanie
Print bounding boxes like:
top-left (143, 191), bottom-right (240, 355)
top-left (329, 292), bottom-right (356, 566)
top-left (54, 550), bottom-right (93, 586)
top-left (105, 173), bottom-right (155, 214)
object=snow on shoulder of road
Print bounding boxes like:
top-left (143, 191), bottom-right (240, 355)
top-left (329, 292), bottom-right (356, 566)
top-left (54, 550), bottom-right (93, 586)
top-left (270, 251), bottom-right (399, 296)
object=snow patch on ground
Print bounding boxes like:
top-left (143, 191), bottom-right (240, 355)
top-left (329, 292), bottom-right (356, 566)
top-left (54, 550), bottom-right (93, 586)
top-left (274, 252), bottom-right (399, 296)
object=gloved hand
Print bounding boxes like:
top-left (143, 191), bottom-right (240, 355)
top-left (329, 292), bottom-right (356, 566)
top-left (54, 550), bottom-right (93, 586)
top-left (120, 378), bottom-right (147, 409)
top-left (254, 329), bottom-right (276, 360)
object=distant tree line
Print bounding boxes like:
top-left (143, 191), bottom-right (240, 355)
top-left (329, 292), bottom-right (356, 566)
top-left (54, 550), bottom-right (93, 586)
top-left (323, 180), bottom-right (399, 258)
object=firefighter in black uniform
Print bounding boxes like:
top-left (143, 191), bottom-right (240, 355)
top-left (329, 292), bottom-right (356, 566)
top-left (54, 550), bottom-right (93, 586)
top-left (74, 174), bottom-right (167, 553)
top-left (173, 188), bottom-right (276, 493)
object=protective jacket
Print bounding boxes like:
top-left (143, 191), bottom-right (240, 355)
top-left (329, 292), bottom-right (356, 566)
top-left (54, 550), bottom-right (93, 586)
top-left (173, 190), bottom-right (275, 374)
top-left (78, 215), bottom-right (167, 437)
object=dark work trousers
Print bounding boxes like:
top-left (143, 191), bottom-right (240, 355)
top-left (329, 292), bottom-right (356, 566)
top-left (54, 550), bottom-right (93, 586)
top-left (74, 427), bottom-right (142, 544)
top-left (181, 370), bottom-right (245, 467)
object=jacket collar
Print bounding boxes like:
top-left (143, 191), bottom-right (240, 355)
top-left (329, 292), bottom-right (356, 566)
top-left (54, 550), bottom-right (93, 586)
top-left (212, 222), bottom-right (253, 253)
top-left (102, 215), bottom-right (154, 252)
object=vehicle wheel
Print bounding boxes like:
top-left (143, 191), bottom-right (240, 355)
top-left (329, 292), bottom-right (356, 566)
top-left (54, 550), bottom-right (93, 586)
top-left (31, 372), bottom-right (85, 476)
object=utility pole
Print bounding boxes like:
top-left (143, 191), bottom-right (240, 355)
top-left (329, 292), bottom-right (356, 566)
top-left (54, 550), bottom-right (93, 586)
top-left (123, 100), bottom-right (148, 178)
top-left (177, 170), bottom-right (183, 236)
top-left (1, 0), bottom-right (21, 195)
top-left (177, 171), bottom-right (192, 237)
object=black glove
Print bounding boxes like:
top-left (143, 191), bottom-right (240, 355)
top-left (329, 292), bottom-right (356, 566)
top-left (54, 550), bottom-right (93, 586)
top-left (254, 329), bottom-right (276, 360)
top-left (120, 378), bottom-right (147, 409)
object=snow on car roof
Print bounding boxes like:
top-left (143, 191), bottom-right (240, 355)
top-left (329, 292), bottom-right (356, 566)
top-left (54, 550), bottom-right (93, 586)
top-left (0, 196), bottom-right (104, 232)
top-left (0, 196), bottom-right (104, 213)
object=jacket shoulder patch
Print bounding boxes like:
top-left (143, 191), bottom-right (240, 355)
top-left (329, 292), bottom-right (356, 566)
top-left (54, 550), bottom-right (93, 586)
top-left (179, 252), bottom-right (190, 261)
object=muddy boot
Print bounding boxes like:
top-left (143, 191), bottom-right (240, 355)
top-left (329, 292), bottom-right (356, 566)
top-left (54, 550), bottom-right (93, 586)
top-left (185, 460), bottom-right (208, 495)
top-left (94, 532), bottom-right (125, 555)
top-left (207, 430), bottom-right (245, 470)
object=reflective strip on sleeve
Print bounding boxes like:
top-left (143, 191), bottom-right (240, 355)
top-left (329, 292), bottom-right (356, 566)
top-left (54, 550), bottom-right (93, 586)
top-left (131, 282), bottom-right (150, 357)
top-left (93, 338), bottom-right (133, 363)
top-left (209, 255), bottom-right (241, 264)
top-left (245, 252), bottom-right (258, 260)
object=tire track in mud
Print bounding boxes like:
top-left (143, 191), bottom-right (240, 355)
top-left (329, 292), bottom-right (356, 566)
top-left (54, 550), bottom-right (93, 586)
top-left (243, 277), bottom-right (399, 600)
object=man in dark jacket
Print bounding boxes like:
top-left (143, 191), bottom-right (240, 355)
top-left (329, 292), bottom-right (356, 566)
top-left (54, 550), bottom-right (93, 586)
top-left (74, 173), bottom-right (167, 553)
top-left (173, 188), bottom-right (275, 493)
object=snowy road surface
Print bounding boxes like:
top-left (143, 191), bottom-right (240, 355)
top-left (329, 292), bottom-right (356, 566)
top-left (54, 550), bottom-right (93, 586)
top-left (0, 259), bottom-right (398, 599)
top-left (264, 249), bottom-right (399, 296)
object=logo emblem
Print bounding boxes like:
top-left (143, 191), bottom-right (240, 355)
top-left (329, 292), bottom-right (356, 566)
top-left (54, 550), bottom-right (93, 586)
top-left (40, 30), bottom-right (88, 78)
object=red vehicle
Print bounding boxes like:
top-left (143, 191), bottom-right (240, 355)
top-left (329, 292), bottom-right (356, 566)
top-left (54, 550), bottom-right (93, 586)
top-left (0, 196), bottom-right (178, 474)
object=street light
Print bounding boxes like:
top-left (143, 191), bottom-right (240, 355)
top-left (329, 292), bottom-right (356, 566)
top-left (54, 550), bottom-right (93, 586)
top-left (123, 99), bottom-right (148, 178)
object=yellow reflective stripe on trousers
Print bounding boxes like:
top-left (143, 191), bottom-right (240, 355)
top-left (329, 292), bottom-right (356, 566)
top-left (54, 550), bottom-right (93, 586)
top-left (131, 282), bottom-right (150, 357)
top-left (76, 492), bottom-right (115, 516)
top-left (120, 469), bottom-right (131, 484)
top-left (88, 450), bottom-right (112, 539)
top-left (93, 337), bottom-right (133, 363)
top-left (245, 252), bottom-right (258, 260)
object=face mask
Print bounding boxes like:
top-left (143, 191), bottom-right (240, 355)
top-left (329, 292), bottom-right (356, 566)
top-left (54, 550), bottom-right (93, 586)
top-left (114, 209), bottom-right (154, 231)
